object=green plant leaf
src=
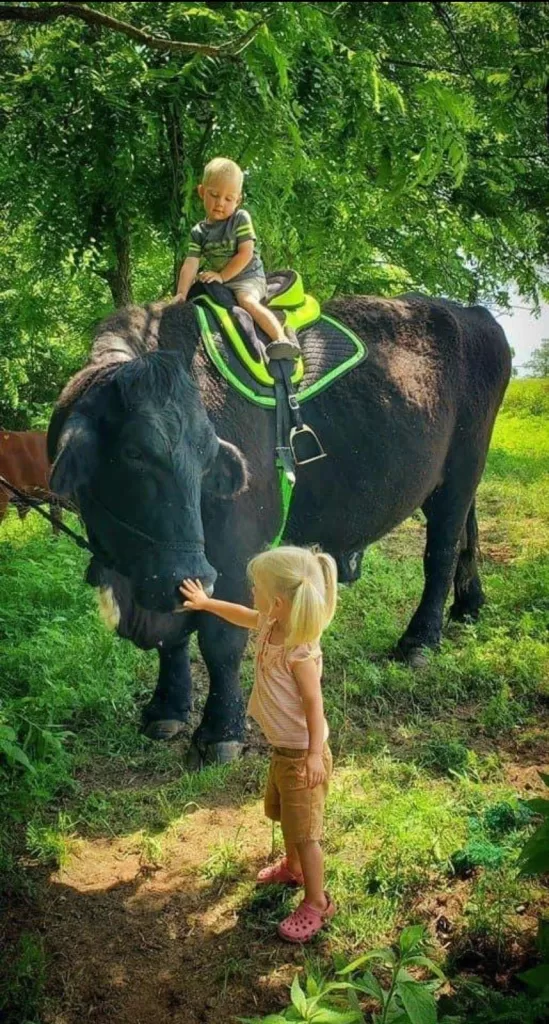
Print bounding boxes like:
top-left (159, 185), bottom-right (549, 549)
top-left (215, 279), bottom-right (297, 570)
top-left (398, 981), bottom-right (437, 1024)
top-left (518, 964), bottom-right (549, 994)
top-left (526, 798), bottom-right (549, 819)
top-left (519, 822), bottom-right (549, 876)
top-left (405, 956), bottom-right (446, 982)
top-left (0, 739), bottom-right (36, 773)
top-left (538, 919), bottom-right (549, 961)
top-left (237, 1017), bottom-right (288, 1024)
top-left (310, 1011), bottom-right (364, 1024)
top-left (339, 949), bottom-right (396, 975)
top-left (350, 971), bottom-right (385, 1003)
top-left (399, 926), bottom-right (426, 955)
top-left (291, 976), bottom-right (307, 1018)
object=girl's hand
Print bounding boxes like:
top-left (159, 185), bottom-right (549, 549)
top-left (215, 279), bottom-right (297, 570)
top-left (180, 578), bottom-right (210, 611)
top-left (199, 271), bottom-right (224, 284)
top-left (306, 753), bottom-right (326, 789)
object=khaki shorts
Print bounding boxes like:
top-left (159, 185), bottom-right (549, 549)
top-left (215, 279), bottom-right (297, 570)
top-left (264, 744), bottom-right (332, 845)
top-left (226, 275), bottom-right (267, 304)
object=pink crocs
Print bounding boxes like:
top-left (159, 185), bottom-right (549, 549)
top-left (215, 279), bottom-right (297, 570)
top-left (257, 856), bottom-right (304, 887)
top-left (278, 892), bottom-right (336, 943)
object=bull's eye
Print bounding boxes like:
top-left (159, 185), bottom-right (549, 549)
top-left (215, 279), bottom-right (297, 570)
top-left (123, 445), bottom-right (144, 462)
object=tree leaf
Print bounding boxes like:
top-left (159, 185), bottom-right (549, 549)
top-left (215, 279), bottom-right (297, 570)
top-left (398, 981), bottom-right (437, 1024)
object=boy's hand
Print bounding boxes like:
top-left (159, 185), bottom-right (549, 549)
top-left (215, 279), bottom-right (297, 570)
top-left (199, 271), bottom-right (224, 284)
top-left (180, 579), bottom-right (210, 611)
top-left (306, 753), bottom-right (326, 789)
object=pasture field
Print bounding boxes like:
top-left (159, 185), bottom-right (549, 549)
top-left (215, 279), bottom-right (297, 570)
top-left (1, 379), bottom-right (548, 1024)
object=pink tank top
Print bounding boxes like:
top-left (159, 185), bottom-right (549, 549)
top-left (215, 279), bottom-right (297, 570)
top-left (247, 616), bottom-right (329, 749)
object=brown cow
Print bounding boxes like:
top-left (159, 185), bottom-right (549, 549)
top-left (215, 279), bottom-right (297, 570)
top-left (0, 430), bottom-right (62, 532)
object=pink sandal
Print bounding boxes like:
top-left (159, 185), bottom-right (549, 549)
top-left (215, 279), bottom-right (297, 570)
top-left (278, 892), bottom-right (336, 943)
top-left (256, 856), bottom-right (304, 887)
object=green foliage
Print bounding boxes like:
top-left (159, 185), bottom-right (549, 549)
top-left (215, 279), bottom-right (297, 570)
top-left (501, 379), bottom-right (549, 419)
top-left (239, 927), bottom-right (446, 1023)
top-left (0, 721), bottom-right (35, 774)
top-left (0, 932), bottom-right (46, 1024)
top-left (26, 811), bottom-right (78, 869)
top-left (419, 731), bottom-right (471, 778)
top-left (446, 979), bottom-right (549, 1024)
top-left (2, 4), bottom-right (549, 424)
top-left (519, 774), bottom-right (549, 877)
top-left (525, 341), bottom-right (549, 379)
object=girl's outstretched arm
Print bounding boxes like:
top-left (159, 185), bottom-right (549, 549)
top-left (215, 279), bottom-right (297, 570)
top-left (180, 579), bottom-right (259, 630)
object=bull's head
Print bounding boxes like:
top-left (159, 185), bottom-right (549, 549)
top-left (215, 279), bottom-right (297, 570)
top-left (49, 352), bottom-right (248, 612)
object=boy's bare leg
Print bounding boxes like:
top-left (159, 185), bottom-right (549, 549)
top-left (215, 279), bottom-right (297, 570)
top-left (237, 294), bottom-right (300, 359)
top-left (237, 294), bottom-right (285, 342)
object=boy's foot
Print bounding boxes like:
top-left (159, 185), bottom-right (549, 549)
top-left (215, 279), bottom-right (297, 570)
top-left (257, 856), bottom-right (304, 887)
top-left (265, 327), bottom-right (300, 361)
top-left (278, 892), bottom-right (336, 943)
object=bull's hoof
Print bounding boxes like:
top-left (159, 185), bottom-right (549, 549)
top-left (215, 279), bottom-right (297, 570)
top-left (141, 718), bottom-right (187, 742)
top-left (186, 740), bottom-right (243, 771)
top-left (406, 648), bottom-right (430, 670)
top-left (394, 640), bottom-right (433, 669)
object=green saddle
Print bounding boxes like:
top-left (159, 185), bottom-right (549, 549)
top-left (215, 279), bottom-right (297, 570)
top-left (192, 271), bottom-right (367, 408)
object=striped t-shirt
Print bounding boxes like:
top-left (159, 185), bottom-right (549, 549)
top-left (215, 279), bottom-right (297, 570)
top-left (187, 209), bottom-right (265, 287)
top-left (247, 616), bottom-right (329, 749)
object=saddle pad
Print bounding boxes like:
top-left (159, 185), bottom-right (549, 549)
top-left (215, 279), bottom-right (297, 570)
top-left (196, 305), bottom-right (367, 408)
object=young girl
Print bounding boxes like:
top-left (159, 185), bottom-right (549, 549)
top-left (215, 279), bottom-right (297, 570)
top-left (180, 546), bottom-right (337, 943)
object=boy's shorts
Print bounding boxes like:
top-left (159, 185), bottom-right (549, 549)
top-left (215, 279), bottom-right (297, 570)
top-left (226, 274), bottom-right (267, 304)
top-left (264, 744), bottom-right (332, 845)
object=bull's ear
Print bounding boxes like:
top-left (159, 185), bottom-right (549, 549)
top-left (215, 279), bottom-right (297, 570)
top-left (50, 414), bottom-right (98, 501)
top-left (203, 439), bottom-right (249, 500)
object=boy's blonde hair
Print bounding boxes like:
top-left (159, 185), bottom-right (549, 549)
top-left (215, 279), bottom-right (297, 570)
top-left (203, 157), bottom-right (243, 190)
top-left (248, 546), bottom-right (338, 650)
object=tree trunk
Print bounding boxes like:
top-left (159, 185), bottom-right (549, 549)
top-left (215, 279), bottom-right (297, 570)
top-left (104, 225), bottom-right (133, 308)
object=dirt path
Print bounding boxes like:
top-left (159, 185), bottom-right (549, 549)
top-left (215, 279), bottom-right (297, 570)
top-left (37, 800), bottom-right (313, 1024)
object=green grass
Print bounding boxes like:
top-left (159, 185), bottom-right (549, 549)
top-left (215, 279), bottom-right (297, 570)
top-left (0, 379), bottom-right (548, 1021)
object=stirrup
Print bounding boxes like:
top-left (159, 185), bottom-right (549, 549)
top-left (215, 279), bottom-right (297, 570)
top-left (290, 424), bottom-right (327, 466)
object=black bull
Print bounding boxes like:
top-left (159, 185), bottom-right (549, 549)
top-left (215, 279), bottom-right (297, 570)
top-left (47, 294), bottom-right (511, 766)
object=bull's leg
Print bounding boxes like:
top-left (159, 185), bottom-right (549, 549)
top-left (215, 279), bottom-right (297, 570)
top-left (398, 484), bottom-right (476, 666)
top-left (188, 614), bottom-right (248, 769)
top-left (142, 641), bottom-right (193, 741)
top-left (450, 500), bottom-right (486, 622)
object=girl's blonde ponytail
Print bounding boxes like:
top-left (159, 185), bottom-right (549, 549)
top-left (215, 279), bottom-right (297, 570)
top-left (248, 546), bottom-right (338, 649)
top-left (316, 551), bottom-right (338, 628)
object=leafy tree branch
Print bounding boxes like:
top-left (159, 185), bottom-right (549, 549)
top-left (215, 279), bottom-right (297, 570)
top-left (0, 2), bottom-right (270, 58)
